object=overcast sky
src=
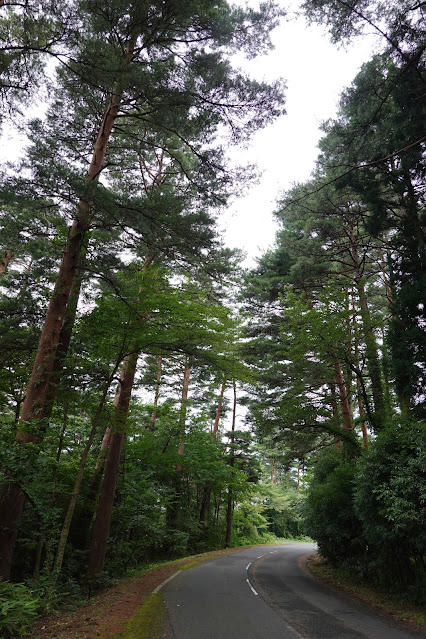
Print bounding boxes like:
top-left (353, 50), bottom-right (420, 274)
top-left (219, 1), bottom-right (377, 265)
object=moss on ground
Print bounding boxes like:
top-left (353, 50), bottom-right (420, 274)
top-left (116, 594), bottom-right (167, 639)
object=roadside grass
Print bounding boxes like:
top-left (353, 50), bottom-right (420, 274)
top-left (308, 554), bottom-right (426, 631)
top-left (115, 594), bottom-right (167, 639)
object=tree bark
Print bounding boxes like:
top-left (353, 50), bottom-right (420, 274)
top-left (167, 360), bottom-right (190, 530)
top-left (176, 360), bottom-right (191, 472)
top-left (333, 357), bottom-right (353, 431)
top-left (149, 355), bottom-right (162, 430)
top-left (225, 381), bottom-right (237, 548)
top-left (212, 376), bottom-right (227, 441)
top-left (356, 278), bottom-right (386, 430)
top-left (88, 351), bottom-right (139, 578)
top-left (0, 38), bottom-right (137, 580)
top-left (200, 377), bottom-right (227, 526)
top-left (44, 267), bottom-right (84, 422)
top-left (50, 360), bottom-right (119, 588)
top-left (0, 250), bottom-right (12, 276)
top-left (329, 383), bottom-right (341, 450)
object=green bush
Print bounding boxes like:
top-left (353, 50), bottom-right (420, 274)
top-left (354, 417), bottom-right (426, 596)
top-left (304, 449), bottom-right (365, 568)
top-left (0, 581), bottom-right (39, 638)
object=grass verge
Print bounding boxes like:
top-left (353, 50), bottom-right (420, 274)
top-left (115, 594), bottom-right (167, 639)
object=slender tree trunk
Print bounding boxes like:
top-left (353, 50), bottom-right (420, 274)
top-left (199, 488), bottom-right (211, 527)
top-left (0, 250), bottom-right (12, 276)
top-left (270, 459), bottom-right (275, 484)
top-left (50, 361), bottom-right (119, 588)
top-left (225, 381), bottom-right (237, 548)
top-left (149, 355), bottom-right (162, 430)
top-left (33, 537), bottom-right (44, 581)
top-left (212, 377), bottom-right (227, 441)
top-left (176, 360), bottom-right (191, 472)
top-left (356, 278), bottom-right (386, 429)
top-left (200, 377), bottom-right (227, 526)
top-left (88, 351), bottom-right (138, 578)
top-left (333, 358), bottom-right (353, 431)
top-left (329, 383), bottom-right (341, 450)
top-left (0, 39), bottom-right (137, 579)
top-left (168, 360), bottom-right (190, 530)
top-left (356, 374), bottom-right (369, 450)
top-left (350, 294), bottom-right (369, 449)
top-left (54, 392), bottom-right (70, 470)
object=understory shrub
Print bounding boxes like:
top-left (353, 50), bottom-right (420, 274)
top-left (0, 581), bottom-right (39, 638)
top-left (354, 417), bottom-right (426, 598)
top-left (304, 449), bottom-right (365, 568)
top-left (306, 418), bottom-right (426, 600)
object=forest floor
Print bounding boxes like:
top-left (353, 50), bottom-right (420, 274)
top-left (31, 546), bottom-right (426, 639)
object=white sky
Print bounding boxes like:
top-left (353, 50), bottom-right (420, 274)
top-left (219, 1), bottom-right (378, 265)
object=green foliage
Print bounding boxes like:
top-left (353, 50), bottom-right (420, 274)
top-left (258, 483), bottom-right (306, 539)
top-left (305, 449), bottom-right (365, 568)
top-left (232, 501), bottom-right (269, 545)
top-left (306, 418), bottom-right (426, 600)
top-left (354, 418), bottom-right (426, 596)
top-left (0, 581), bottom-right (39, 638)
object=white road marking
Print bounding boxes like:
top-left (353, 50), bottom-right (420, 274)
top-left (246, 562), bottom-right (252, 570)
top-left (257, 555), bottom-right (263, 559)
top-left (152, 570), bottom-right (181, 593)
top-left (246, 578), bottom-right (258, 596)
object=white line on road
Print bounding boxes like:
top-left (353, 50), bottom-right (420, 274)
top-left (257, 555), bottom-right (263, 559)
top-left (246, 562), bottom-right (252, 570)
top-left (246, 578), bottom-right (258, 596)
top-left (152, 570), bottom-right (181, 593)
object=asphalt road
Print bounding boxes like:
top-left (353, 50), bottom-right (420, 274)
top-left (162, 542), bottom-right (425, 639)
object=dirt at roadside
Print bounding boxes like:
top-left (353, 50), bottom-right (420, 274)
top-left (32, 549), bottom-right (243, 639)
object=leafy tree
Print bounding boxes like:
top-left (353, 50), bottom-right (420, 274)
top-left (354, 417), bottom-right (426, 595)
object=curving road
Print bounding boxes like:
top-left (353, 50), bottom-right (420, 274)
top-left (161, 542), bottom-right (425, 639)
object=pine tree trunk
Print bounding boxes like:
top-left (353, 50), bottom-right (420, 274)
top-left (199, 488), bottom-right (211, 527)
top-left (0, 250), bottom-right (12, 276)
top-left (356, 278), bottom-right (386, 430)
top-left (329, 383), bottom-right (341, 450)
top-left (167, 361), bottom-right (190, 530)
top-left (333, 358), bottom-right (353, 431)
top-left (149, 355), bottom-right (162, 430)
top-left (44, 267), bottom-right (84, 421)
top-left (356, 373), bottom-right (369, 450)
top-left (225, 381), bottom-right (237, 548)
top-left (50, 361), bottom-right (120, 588)
top-left (212, 377), bottom-right (227, 441)
top-left (0, 40), bottom-right (136, 580)
top-left (176, 361), bottom-right (191, 472)
top-left (88, 351), bottom-right (138, 578)
top-left (200, 377), bottom-right (227, 526)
